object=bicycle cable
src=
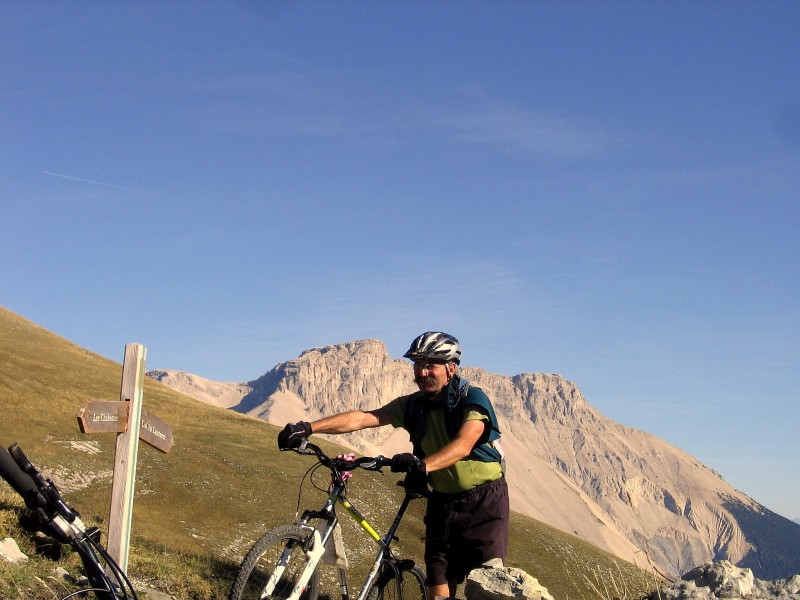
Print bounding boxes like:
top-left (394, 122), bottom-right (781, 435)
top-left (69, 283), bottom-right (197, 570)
top-left (294, 461), bottom-right (322, 520)
top-left (60, 589), bottom-right (123, 600)
top-left (88, 533), bottom-right (138, 599)
top-left (294, 459), bottom-right (352, 521)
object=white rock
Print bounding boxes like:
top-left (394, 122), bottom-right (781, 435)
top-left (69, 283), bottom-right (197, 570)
top-left (465, 565), bottom-right (555, 600)
top-left (0, 537), bottom-right (28, 563)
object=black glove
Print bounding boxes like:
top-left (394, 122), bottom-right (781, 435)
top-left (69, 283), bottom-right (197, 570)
top-left (404, 467), bottom-right (429, 496)
top-left (391, 453), bottom-right (429, 495)
top-left (278, 422), bottom-right (312, 450)
top-left (390, 452), bottom-right (423, 473)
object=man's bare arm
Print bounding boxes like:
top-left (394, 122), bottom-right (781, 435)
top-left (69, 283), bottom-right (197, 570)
top-left (421, 419), bottom-right (486, 473)
top-left (310, 407), bottom-right (391, 434)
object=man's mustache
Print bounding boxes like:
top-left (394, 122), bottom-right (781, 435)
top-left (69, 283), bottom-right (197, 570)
top-left (415, 376), bottom-right (436, 386)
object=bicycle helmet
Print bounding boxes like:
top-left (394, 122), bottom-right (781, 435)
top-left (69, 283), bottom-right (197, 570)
top-left (403, 332), bottom-right (462, 365)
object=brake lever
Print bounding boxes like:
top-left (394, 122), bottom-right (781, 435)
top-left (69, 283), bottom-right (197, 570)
top-left (295, 439), bottom-right (313, 454)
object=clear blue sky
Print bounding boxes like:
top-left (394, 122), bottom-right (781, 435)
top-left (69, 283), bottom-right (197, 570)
top-left (2, 2), bottom-right (799, 520)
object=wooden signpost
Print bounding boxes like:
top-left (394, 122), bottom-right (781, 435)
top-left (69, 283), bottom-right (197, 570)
top-left (76, 343), bottom-right (173, 573)
top-left (77, 402), bottom-right (174, 453)
top-left (77, 401), bottom-right (130, 434)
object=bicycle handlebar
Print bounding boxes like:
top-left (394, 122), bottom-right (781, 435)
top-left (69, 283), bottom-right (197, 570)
top-left (292, 440), bottom-right (392, 473)
top-left (289, 440), bottom-right (430, 498)
top-left (1, 441), bottom-right (138, 599)
top-left (1, 443), bottom-right (85, 543)
top-left (0, 444), bottom-right (44, 510)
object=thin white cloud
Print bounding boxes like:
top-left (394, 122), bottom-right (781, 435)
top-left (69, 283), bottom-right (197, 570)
top-left (44, 171), bottom-right (132, 190)
top-left (186, 70), bottom-right (616, 159)
top-left (431, 102), bottom-right (611, 158)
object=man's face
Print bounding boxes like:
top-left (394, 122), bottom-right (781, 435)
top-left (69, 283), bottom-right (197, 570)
top-left (413, 361), bottom-right (456, 395)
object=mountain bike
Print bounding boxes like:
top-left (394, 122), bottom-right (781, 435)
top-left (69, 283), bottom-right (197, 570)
top-left (228, 440), bottom-right (427, 600)
top-left (0, 442), bottom-right (138, 600)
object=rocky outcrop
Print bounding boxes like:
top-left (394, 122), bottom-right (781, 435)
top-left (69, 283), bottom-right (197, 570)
top-left (147, 339), bottom-right (800, 580)
top-left (466, 564), bottom-right (554, 600)
top-left (230, 340), bottom-right (419, 454)
top-left (647, 561), bottom-right (800, 599)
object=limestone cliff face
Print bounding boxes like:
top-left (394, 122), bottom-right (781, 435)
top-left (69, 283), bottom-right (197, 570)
top-left (147, 370), bottom-right (252, 409)
top-left (225, 340), bottom-right (419, 454)
top-left (146, 339), bottom-right (800, 580)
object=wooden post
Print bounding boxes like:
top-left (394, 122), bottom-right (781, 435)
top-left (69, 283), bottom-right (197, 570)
top-left (105, 343), bottom-right (147, 573)
top-left (75, 342), bottom-right (172, 573)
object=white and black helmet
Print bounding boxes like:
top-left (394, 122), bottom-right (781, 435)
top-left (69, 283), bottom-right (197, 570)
top-left (403, 331), bottom-right (462, 365)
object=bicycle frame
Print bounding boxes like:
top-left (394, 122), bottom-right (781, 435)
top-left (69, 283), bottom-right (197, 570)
top-left (260, 446), bottom-right (419, 600)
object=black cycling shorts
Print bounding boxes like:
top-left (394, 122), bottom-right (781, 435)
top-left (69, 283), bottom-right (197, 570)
top-left (423, 476), bottom-right (509, 586)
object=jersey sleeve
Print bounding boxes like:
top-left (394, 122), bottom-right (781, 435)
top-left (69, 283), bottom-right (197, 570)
top-left (462, 405), bottom-right (491, 445)
top-left (463, 407), bottom-right (489, 423)
top-left (383, 394), bottom-right (411, 429)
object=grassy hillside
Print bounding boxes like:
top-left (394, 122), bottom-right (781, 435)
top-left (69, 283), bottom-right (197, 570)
top-left (0, 307), bottom-right (661, 599)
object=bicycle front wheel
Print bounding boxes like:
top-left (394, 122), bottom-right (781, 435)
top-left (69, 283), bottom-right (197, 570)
top-left (366, 562), bottom-right (426, 600)
top-left (228, 524), bottom-right (321, 600)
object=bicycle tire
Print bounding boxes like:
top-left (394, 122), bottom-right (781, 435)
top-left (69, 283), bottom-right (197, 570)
top-left (366, 562), bottom-right (426, 600)
top-left (228, 524), bottom-right (321, 600)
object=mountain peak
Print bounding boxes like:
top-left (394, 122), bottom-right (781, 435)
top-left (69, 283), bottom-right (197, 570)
top-left (148, 338), bottom-right (800, 580)
top-left (298, 338), bottom-right (388, 358)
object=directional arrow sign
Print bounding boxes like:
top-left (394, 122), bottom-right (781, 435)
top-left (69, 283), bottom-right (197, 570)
top-left (77, 400), bottom-right (130, 434)
top-left (77, 401), bottom-right (173, 454)
top-left (139, 410), bottom-right (173, 454)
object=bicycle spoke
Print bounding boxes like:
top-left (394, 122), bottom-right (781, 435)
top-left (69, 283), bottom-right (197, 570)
top-left (229, 526), bottom-right (320, 600)
top-left (366, 564), bottom-right (426, 600)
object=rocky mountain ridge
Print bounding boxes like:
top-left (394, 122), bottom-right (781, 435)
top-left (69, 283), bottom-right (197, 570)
top-left (147, 338), bottom-right (800, 580)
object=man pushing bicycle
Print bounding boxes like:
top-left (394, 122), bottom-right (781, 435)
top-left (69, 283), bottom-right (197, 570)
top-left (278, 331), bottom-right (509, 600)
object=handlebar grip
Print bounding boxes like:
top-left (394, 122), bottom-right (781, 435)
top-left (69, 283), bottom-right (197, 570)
top-left (0, 445), bottom-right (45, 511)
top-left (352, 455), bottom-right (392, 470)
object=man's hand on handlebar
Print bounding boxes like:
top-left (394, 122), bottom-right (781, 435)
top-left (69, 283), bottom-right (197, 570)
top-left (391, 452), bottom-right (429, 496)
top-left (390, 452), bottom-right (424, 474)
top-left (278, 421), bottom-right (312, 450)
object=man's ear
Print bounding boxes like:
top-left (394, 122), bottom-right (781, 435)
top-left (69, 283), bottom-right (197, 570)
top-left (447, 362), bottom-right (457, 378)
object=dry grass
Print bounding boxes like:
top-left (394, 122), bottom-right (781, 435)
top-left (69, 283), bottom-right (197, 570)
top-left (580, 559), bottom-right (663, 600)
top-left (0, 307), bottom-right (664, 599)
